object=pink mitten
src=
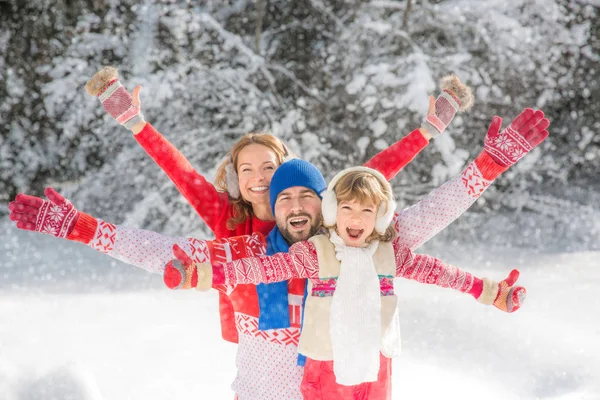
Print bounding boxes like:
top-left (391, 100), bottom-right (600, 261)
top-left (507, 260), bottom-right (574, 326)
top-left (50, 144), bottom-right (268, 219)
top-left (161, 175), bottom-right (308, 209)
top-left (8, 187), bottom-right (78, 238)
top-left (484, 108), bottom-right (550, 167)
top-left (477, 269), bottom-right (526, 313)
top-left (421, 74), bottom-right (474, 137)
top-left (164, 244), bottom-right (199, 290)
top-left (85, 66), bottom-right (144, 129)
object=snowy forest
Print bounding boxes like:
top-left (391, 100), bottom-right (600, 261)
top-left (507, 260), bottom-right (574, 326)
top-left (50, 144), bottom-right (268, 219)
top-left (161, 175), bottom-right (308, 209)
top-left (1, 1), bottom-right (599, 399)
top-left (1, 0), bottom-right (598, 249)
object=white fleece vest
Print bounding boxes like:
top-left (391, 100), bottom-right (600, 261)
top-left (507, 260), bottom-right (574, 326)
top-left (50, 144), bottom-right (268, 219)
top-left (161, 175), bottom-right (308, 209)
top-left (298, 235), bottom-right (401, 361)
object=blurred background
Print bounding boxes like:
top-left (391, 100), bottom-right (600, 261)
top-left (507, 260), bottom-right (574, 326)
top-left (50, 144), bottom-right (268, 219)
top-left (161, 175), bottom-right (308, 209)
top-left (0, 0), bottom-right (598, 251)
top-left (0, 2), bottom-right (599, 399)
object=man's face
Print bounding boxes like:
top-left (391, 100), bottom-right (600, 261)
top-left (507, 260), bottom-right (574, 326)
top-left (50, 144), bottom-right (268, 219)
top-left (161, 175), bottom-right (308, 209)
top-left (274, 186), bottom-right (322, 244)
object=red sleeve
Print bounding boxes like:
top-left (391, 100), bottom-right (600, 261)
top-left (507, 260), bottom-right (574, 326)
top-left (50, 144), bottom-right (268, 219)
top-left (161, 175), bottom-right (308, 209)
top-left (134, 123), bottom-right (230, 232)
top-left (364, 129), bottom-right (429, 181)
top-left (392, 240), bottom-right (483, 299)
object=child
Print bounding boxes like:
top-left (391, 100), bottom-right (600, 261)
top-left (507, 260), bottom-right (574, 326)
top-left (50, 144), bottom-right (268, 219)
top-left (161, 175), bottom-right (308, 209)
top-left (167, 166), bottom-right (526, 398)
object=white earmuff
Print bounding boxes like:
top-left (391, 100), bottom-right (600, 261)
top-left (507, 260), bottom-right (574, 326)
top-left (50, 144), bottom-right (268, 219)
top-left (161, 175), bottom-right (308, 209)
top-left (225, 162), bottom-right (241, 199)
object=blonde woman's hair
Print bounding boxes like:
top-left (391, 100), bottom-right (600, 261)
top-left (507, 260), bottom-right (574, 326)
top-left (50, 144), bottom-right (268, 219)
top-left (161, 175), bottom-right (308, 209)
top-left (326, 171), bottom-right (396, 243)
top-left (215, 133), bottom-right (289, 230)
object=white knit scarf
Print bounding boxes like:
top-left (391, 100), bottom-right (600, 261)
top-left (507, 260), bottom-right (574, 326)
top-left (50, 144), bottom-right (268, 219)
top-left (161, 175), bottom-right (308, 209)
top-left (329, 230), bottom-right (381, 386)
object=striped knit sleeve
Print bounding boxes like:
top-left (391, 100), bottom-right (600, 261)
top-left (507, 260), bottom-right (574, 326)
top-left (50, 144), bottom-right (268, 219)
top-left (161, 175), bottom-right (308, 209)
top-left (393, 240), bottom-right (483, 298)
top-left (67, 212), bottom-right (210, 274)
top-left (217, 241), bottom-right (319, 286)
top-left (392, 150), bottom-right (507, 251)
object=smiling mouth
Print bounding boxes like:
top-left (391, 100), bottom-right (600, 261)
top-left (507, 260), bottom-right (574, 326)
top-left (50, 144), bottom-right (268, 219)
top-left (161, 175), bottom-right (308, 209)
top-left (249, 186), bottom-right (269, 193)
top-left (346, 228), bottom-right (364, 240)
top-left (289, 217), bottom-right (309, 230)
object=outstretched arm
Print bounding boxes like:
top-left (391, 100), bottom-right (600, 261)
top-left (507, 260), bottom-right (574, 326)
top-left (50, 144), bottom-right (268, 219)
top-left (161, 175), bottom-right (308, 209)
top-left (85, 67), bottom-right (230, 233)
top-left (392, 240), bottom-right (526, 313)
top-left (165, 239), bottom-right (320, 289)
top-left (7, 188), bottom-right (250, 276)
top-left (393, 108), bottom-right (550, 251)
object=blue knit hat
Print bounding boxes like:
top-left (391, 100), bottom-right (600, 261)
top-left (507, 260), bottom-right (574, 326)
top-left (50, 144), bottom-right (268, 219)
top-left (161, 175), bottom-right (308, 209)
top-left (269, 159), bottom-right (327, 212)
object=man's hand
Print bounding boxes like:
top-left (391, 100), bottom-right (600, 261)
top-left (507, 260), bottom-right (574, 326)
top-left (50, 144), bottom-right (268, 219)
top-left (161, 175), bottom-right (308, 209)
top-left (484, 108), bottom-right (550, 167)
top-left (8, 187), bottom-right (79, 238)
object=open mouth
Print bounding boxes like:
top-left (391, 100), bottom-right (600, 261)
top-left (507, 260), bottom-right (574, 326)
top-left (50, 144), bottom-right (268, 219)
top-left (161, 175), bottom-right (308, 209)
top-left (249, 186), bottom-right (269, 193)
top-left (289, 217), bottom-right (309, 230)
top-left (346, 227), bottom-right (364, 240)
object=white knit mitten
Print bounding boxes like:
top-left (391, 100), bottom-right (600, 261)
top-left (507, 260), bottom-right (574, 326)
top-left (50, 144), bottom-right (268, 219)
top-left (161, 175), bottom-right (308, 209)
top-left (85, 66), bottom-right (145, 130)
top-left (421, 74), bottom-right (474, 138)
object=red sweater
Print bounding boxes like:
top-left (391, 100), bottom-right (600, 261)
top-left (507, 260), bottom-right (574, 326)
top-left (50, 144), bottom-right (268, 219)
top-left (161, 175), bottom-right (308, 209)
top-left (134, 123), bottom-right (428, 343)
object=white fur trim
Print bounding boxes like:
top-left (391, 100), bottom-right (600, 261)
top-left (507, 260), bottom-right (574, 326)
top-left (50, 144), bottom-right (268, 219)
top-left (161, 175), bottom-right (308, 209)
top-left (194, 262), bottom-right (213, 292)
top-left (323, 166), bottom-right (396, 234)
top-left (225, 163), bottom-right (241, 199)
top-left (477, 278), bottom-right (498, 305)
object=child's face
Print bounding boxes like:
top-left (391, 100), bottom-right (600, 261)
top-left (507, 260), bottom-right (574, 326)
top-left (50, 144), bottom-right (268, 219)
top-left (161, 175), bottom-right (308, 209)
top-left (336, 199), bottom-right (377, 247)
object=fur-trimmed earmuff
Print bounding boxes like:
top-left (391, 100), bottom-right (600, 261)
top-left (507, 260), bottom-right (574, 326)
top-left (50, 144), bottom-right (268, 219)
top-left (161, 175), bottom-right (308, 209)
top-left (321, 166), bottom-right (397, 235)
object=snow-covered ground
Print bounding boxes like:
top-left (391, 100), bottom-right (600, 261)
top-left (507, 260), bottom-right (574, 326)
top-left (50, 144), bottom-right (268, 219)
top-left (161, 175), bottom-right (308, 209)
top-left (1, 219), bottom-right (599, 400)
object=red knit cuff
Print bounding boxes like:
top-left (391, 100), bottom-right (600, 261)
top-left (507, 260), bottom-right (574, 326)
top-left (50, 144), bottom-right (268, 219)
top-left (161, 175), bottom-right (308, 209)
top-left (474, 151), bottom-right (509, 181)
top-left (66, 212), bottom-right (98, 244)
top-left (468, 277), bottom-right (484, 299)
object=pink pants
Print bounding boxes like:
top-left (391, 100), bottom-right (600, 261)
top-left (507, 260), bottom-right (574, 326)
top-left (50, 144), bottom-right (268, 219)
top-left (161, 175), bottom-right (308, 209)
top-left (300, 353), bottom-right (392, 400)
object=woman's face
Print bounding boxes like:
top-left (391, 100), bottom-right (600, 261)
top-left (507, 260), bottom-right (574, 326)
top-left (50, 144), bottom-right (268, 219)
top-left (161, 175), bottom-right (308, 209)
top-left (236, 143), bottom-right (279, 207)
top-left (335, 199), bottom-right (377, 247)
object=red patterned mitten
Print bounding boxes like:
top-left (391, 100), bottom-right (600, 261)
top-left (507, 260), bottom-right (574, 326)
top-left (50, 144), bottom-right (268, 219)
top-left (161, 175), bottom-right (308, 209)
top-left (477, 269), bottom-right (526, 313)
top-left (85, 66), bottom-right (145, 129)
top-left (8, 187), bottom-right (79, 238)
top-left (421, 74), bottom-right (474, 137)
top-left (484, 108), bottom-right (550, 167)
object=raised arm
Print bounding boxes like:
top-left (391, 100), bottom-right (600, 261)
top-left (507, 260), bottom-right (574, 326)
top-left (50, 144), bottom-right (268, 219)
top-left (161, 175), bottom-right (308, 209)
top-left (393, 108), bottom-right (550, 251)
top-left (392, 241), bottom-right (526, 313)
top-left (85, 67), bottom-right (229, 232)
top-left (366, 74), bottom-right (474, 181)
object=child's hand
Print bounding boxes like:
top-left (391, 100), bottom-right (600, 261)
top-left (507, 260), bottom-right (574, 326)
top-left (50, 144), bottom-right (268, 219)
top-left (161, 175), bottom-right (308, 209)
top-left (8, 187), bottom-right (79, 239)
top-left (85, 66), bottom-right (146, 132)
top-left (492, 269), bottom-right (526, 313)
top-left (478, 269), bottom-right (526, 313)
top-left (164, 244), bottom-right (198, 290)
top-left (484, 109), bottom-right (550, 167)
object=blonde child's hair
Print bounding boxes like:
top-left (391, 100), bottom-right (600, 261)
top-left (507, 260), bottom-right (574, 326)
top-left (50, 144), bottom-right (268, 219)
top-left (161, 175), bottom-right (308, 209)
top-left (215, 133), bottom-right (289, 230)
top-left (325, 170), bottom-right (396, 243)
